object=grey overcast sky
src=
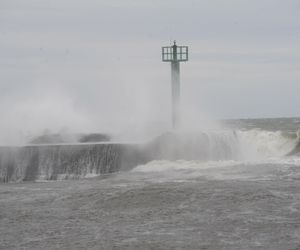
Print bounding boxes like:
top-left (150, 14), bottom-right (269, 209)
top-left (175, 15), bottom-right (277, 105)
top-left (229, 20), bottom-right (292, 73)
top-left (0, 0), bottom-right (300, 142)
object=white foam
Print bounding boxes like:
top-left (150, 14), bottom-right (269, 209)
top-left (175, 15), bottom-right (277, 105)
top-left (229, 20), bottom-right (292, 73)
top-left (132, 160), bottom-right (240, 173)
top-left (131, 156), bottom-right (300, 183)
top-left (237, 130), bottom-right (299, 159)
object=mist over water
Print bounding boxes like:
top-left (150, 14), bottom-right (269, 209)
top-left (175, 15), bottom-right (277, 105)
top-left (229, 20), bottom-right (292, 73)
top-left (0, 86), bottom-right (94, 145)
top-left (0, 83), bottom-right (221, 145)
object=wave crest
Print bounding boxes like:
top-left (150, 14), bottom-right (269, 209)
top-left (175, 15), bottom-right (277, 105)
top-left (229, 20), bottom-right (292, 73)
top-left (146, 129), bottom-right (300, 162)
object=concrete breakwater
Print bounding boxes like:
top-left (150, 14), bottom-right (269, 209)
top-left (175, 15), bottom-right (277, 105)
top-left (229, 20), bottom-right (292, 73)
top-left (0, 131), bottom-right (244, 182)
top-left (0, 143), bottom-right (147, 182)
top-left (1, 130), bottom-right (276, 183)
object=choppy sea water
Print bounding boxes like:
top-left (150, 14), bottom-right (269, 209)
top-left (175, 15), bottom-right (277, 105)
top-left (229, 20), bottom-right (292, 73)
top-left (1, 117), bottom-right (300, 249)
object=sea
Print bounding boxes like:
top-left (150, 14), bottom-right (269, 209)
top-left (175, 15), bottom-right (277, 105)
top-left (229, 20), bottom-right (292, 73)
top-left (0, 117), bottom-right (300, 249)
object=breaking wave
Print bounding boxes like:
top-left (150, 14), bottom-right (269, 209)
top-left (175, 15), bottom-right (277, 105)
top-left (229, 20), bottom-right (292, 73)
top-left (133, 129), bottom-right (300, 177)
top-left (237, 129), bottom-right (300, 159)
top-left (145, 129), bottom-right (300, 162)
